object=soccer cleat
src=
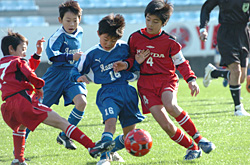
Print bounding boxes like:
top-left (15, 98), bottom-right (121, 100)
top-left (96, 159), bottom-right (110, 165)
top-left (11, 159), bottom-right (27, 165)
top-left (88, 141), bottom-right (115, 158)
top-left (246, 75), bottom-right (250, 93)
top-left (110, 152), bottom-right (125, 162)
top-left (198, 138), bottom-right (216, 154)
top-left (234, 104), bottom-right (250, 116)
top-left (203, 63), bottom-right (216, 87)
top-left (222, 78), bottom-right (228, 87)
top-left (56, 133), bottom-right (77, 150)
top-left (184, 149), bottom-right (202, 161)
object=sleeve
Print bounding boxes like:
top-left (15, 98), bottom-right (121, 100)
top-left (70, 53), bottom-right (90, 82)
top-left (125, 34), bottom-right (136, 71)
top-left (19, 59), bottom-right (44, 89)
top-left (176, 60), bottom-right (196, 83)
top-left (200, 0), bottom-right (218, 29)
top-left (169, 41), bottom-right (196, 82)
top-left (29, 54), bottom-right (41, 71)
top-left (46, 34), bottom-right (73, 62)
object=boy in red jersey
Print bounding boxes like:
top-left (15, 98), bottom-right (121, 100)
top-left (114, 0), bottom-right (215, 161)
top-left (0, 30), bottom-right (115, 165)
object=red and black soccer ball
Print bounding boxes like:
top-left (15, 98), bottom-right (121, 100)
top-left (124, 129), bottom-right (153, 157)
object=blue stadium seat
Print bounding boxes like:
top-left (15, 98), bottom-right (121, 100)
top-left (189, 0), bottom-right (206, 5)
top-left (82, 14), bottom-right (101, 24)
top-left (171, 0), bottom-right (190, 5)
top-left (1, 1), bottom-right (21, 11)
top-left (91, 0), bottom-right (110, 8)
top-left (109, 0), bottom-right (126, 8)
top-left (123, 0), bottom-right (143, 7)
top-left (11, 16), bottom-right (30, 27)
top-left (18, 0), bottom-right (39, 11)
top-left (27, 16), bottom-right (49, 26)
top-left (0, 17), bottom-right (13, 27)
top-left (77, 0), bottom-right (95, 9)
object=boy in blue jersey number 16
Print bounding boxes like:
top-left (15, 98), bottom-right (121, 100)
top-left (70, 13), bottom-right (147, 165)
top-left (25, 0), bottom-right (88, 150)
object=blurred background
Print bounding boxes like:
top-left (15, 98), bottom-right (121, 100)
top-left (0, 0), bottom-right (219, 77)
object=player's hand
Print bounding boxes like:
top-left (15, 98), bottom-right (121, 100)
top-left (36, 37), bottom-right (45, 55)
top-left (34, 88), bottom-right (44, 100)
top-left (135, 49), bottom-right (150, 64)
top-left (199, 30), bottom-right (208, 42)
top-left (77, 75), bottom-right (90, 84)
top-left (73, 52), bottom-right (83, 61)
top-left (113, 61), bottom-right (127, 72)
top-left (188, 80), bottom-right (199, 96)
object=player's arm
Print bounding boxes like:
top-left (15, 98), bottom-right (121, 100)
top-left (172, 51), bottom-right (199, 96)
top-left (19, 59), bottom-right (45, 89)
top-left (70, 53), bottom-right (90, 83)
top-left (46, 35), bottom-right (80, 64)
top-left (29, 37), bottom-right (45, 71)
top-left (200, 0), bottom-right (218, 41)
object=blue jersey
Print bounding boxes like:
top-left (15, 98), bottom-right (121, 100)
top-left (71, 40), bottom-right (137, 84)
top-left (46, 26), bottom-right (83, 67)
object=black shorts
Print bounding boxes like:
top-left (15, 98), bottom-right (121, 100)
top-left (217, 24), bottom-right (250, 67)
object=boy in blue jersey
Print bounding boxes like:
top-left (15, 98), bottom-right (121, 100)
top-left (70, 14), bottom-right (145, 165)
top-left (25, 0), bottom-right (87, 150)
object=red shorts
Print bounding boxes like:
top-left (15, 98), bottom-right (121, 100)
top-left (137, 74), bottom-right (179, 114)
top-left (1, 92), bottom-right (52, 132)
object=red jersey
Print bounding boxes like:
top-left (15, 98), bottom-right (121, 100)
top-left (0, 55), bottom-right (44, 101)
top-left (29, 54), bottom-right (41, 71)
top-left (126, 28), bottom-right (196, 82)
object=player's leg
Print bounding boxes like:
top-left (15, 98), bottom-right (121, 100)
top-left (228, 62), bottom-right (250, 116)
top-left (203, 63), bottom-right (230, 87)
top-left (12, 125), bottom-right (27, 165)
top-left (162, 91), bottom-right (215, 155)
top-left (57, 83), bottom-right (87, 150)
top-left (149, 105), bottom-right (201, 160)
top-left (43, 110), bottom-right (115, 158)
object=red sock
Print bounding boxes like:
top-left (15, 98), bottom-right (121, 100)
top-left (13, 130), bottom-right (26, 163)
top-left (175, 111), bottom-right (202, 143)
top-left (171, 128), bottom-right (198, 150)
top-left (65, 125), bottom-right (95, 149)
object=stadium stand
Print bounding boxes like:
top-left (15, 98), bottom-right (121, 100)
top-left (0, 0), bottom-right (218, 26)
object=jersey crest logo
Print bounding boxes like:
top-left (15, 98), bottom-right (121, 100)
top-left (64, 41), bottom-right (68, 45)
top-left (146, 45), bottom-right (155, 49)
top-left (242, 3), bottom-right (249, 12)
top-left (95, 58), bottom-right (101, 63)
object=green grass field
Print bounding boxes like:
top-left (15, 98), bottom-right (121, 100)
top-left (0, 78), bottom-right (250, 165)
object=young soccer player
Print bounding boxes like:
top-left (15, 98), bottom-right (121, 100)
top-left (25, 0), bottom-right (88, 149)
top-left (113, 0), bottom-right (215, 161)
top-left (200, 0), bottom-right (250, 116)
top-left (70, 13), bottom-right (145, 165)
top-left (0, 30), bottom-right (115, 165)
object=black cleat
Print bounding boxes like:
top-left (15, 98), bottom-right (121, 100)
top-left (56, 133), bottom-right (77, 150)
top-left (88, 141), bottom-right (115, 158)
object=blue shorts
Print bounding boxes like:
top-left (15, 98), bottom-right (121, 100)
top-left (96, 83), bottom-right (145, 128)
top-left (42, 66), bottom-right (87, 107)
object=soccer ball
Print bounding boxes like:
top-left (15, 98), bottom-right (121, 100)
top-left (124, 129), bottom-right (153, 157)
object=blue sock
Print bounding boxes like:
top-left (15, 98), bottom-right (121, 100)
top-left (61, 107), bottom-right (84, 136)
top-left (100, 132), bottom-right (113, 160)
top-left (25, 128), bottom-right (31, 141)
top-left (111, 135), bottom-right (124, 152)
top-left (248, 68), bottom-right (250, 75)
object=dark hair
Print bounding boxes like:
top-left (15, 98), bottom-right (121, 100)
top-left (59, 0), bottom-right (82, 19)
top-left (98, 13), bottom-right (125, 39)
top-left (1, 30), bottom-right (28, 56)
top-left (145, 0), bottom-right (173, 26)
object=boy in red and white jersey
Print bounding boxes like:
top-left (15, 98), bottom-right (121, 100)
top-left (0, 30), bottom-right (115, 165)
top-left (114, 0), bottom-right (215, 161)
